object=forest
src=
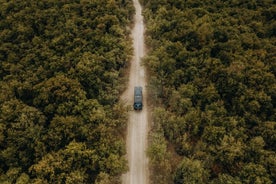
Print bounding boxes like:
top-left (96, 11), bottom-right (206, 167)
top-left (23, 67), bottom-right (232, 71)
top-left (0, 0), bottom-right (134, 183)
top-left (141, 0), bottom-right (276, 183)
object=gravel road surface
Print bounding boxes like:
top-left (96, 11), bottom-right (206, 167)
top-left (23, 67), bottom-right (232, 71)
top-left (121, 0), bottom-right (149, 183)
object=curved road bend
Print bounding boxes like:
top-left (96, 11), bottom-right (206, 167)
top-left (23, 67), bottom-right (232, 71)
top-left (121, 0), bottom-right (149, 184)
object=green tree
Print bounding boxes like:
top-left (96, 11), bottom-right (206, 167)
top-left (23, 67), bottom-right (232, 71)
top-left (239, 163), bottom-right (272, 184)
top-left (148, 130), bottom-right (172, 183)
top-left (0, 99), bottom-right (45, 169)
top-left (174, 157), bottom-right (208, 184)
top-left (44, 116), bottom-right (83, 151)
top-left (217, 135), bottom-right (245, 171)
top-left (143, 0), bottom-right (276, 183)
top-left (0, 1), bottom-right (133, 182)
top-left (210, 174), bottom-right (242, 184)
top-left (95, 172), bottom-right (112, 184)
top-left (33, 75), bottom-right (86, 117)
top-left (30, 141), bottom-right (98, 183)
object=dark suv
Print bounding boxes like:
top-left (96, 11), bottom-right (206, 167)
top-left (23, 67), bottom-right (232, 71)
top-left (133, 86), bottom-right (143, 110)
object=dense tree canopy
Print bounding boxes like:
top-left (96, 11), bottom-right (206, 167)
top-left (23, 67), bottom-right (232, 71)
top-left (142, 0), bottom-right (276, 183)
top-left (0, 0), bottom-right (134, 183)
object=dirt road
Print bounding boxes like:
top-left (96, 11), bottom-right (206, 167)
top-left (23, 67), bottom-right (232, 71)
top-left (121, 0), bottom-right (149, 183)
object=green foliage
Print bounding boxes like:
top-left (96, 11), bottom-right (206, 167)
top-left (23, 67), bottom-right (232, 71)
top-left (30, 141), bottom-right (97, 183)
top-left (95, 172), bottom-right (112, 184)
top-left (174, 157), bottom-right (208, 184)
top-left (0, 99), bottom-right (45, 169)
top-left (210, 174), bottom-right (242, 184)
top-left (239, 163), bottom-right (272, 184)
top-left (0, 0), bottom-right (134, 183)
top-left (143, 0), bottom-right (276, 183)
top-left (147, 113), bottom-right (172, 183)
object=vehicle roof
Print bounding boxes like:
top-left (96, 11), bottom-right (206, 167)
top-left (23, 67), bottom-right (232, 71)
top-left (134, 86), bottom-right (142, 95)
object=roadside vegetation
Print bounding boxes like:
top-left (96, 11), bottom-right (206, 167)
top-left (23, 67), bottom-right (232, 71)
top-left (0, 0), bottom-right (134, 183)
top-left (142, 0), bottom-right (276, 183)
